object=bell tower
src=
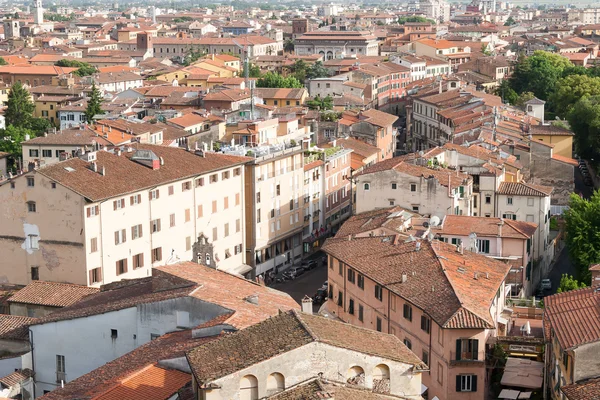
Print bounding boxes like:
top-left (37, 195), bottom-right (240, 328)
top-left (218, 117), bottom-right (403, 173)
top-left (33, 0), bottom-right (43, 25)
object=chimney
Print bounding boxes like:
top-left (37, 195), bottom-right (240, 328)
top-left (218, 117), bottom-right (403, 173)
top-left (497, 219), bottom-right (504, 237)
top-left (101, 166), bottom-right (106, 176)
top-left (159, 157), bottom-right (164, 166)
top-left (401, 273), bottom-right (407, 283)
top-left (460, 242), bottom-right (464, 254)
top-left (415, 241), bottom-right (421, 251)
top-left (301, 295), bottom-right (313, 315)
top-left (91, 161), bottom-right (97, 172)
top-left (116, 149), bottom-right (122, 156)
top-left (152, 158), bottom-right (161, 170)
top-left (474, 272), bottom-right (478, 280)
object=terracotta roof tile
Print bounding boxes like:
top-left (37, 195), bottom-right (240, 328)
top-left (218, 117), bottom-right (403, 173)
top-left (360, 108), bottom-right (398, 128)
top-left (326, 137), bottom-right (379, 158)
top-left (562, 377), bottom-right (600, 400)
top-left (8, 281), bottom-right (99, 307)
top-left (323, 237), bottom-right (509, 329)
top-left (0, 369), bottom-right (33, 388)
top-left (93, 364), bottom-right (190, 400)
top-left (545, 287), bottom-right (600, 350)
top-left (552, 154), bottom-right (578, 166)
top-left (36, 145), bottom-right (249, 202)
top-left (23, 128), bottom-right (112, 147)
top-left (254, 88), bottom-right (307, 100)
top-left (439, 215), bottom-right (537, 239)
top-left (529, 125), bottom-right (574, 136)
top-left (335, 207), bottom-right (413, 238)
top-left (0, 314), bottom-right (37, 341)
top-left (186, 310), bottom-right (425, 385)
top-left (497, 181), bottom-right (553, 197)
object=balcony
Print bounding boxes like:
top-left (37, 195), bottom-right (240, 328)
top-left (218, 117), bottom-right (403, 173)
top-left (56, 371), bottom-right (67, 383)
top-left (450, 352), bottom-right (486, 365)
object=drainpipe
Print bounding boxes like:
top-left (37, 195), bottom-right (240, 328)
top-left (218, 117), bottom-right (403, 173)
top-left (28, 329), bottom-right (35, 399)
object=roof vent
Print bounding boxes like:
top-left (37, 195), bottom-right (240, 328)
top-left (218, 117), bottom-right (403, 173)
top-left (401, 273), bottom-right (407, 283)
top-left (415, 241), bottom-right (421, 251)
top-left (457, 267), bottom-right (466, 273)
top-left (474, 272), bottom-right (478, 280)
top-left (245, 294), bottom-right (259, 305)
top-left (131, 149), bottom-right (160, 170)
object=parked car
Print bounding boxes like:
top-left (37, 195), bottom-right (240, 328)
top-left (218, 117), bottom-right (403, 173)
top-left (541, 279), bottom-right (552, 290)
top-left (322, 281), bottom-right (328, 290)
top-left (313, 288), bottom-right (328, 305)
top-left (288, 267), bottom-right (305, 278)
top-left (302, 260), bottom-right (317, 271)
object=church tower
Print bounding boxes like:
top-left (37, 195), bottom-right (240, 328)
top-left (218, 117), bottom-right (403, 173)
top-left (33, 0), bottom-right (43, 25)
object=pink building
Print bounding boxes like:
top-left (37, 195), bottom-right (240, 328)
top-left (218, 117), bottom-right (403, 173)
top-left (323, 228), bottom-right (510, 400)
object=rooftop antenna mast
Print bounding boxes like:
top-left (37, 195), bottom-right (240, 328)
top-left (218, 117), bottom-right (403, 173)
top-left (234, 39), bottom-right (254, 120)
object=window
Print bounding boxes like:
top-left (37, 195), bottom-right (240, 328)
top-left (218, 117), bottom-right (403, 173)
top-left (222, 171), bottom-right (230, 180)
top-left (403, 304), bottom-right (413, 321)
top-left (375, 285), bottom-right (383, 301)
top-left (182, 181), bottom-right (191, 191)
top-left (185, 209), bottom-right (191, 222)
top-left (224, 223), bottom-right (229, 237)
top-left (337, 290), bottom-right (343, 307)
top-left (27, 201), bottom-right (36, 213)
top-left (113, 199), bottom-right (125, 210)
top-left (89, 267), bottom-right (101, 284)
top-left (240, 375), bottom-right (258, 400)
top-left (376, 317), bottom-right (382, 332)
top-left (131, 224), bottom-right (143, 239)
top-left (348, 298), bottom-right (355, 315)
top-left (410, 183), bottom-right (416, 192)
top-left (152, 247), bottom-right (162, 263)
top-left (404, 338), bottom-right (412, 349)
top-left (29, 150), bottom-right (39, 158)
top-left (234, 167), bottom-right (241, 176)
top-left (363, 183), bottom-right (370, 191)
top-left (212, 200), bottom-right (217, 213)
top-left (477, 239), bottom-right (490, 254)
top-left (236, 193), bottom-right (240, 206)
top-left (116, 259), bottom-right (127, 275)
top-left (42, 149), bottom-right (52, 157)
top-left (151, 219), bottom-right (161, 233)
top-left (276, 184), bottom-right (281, 196)
top-left (213, 227), bottom-right (218, 241)
top-left (256, 192), bottom-right (261, 203)
top-left (357, 274), bottom-right (364, 289)
top-left (437, 363), bottom-right (444, 384)
top-left (527, 198), bottom-right (534, 206)
top-left (358, 304), bottom-right (364, 321)
top-left (507, 197), bottom-right (513, 205)
top-left (392, 183), bottom-right (398, 190)
top-left (111, 329), bottom-right (118, 339)
top-left (224, 197), bottom-right (229, 210)
top-left (27, 177), bottom-right (34, 187)
top-left (114, 229), bottom-right (126, 245)
top-left (28, 234), bottom-right (39, 250)
top-left (485, 195), bottom-right (491, 204)
top-left (456, 338), bottom-right (479, 361)
top-left (412, 206), bottom-right (419, 212)
top-left (195, 177), bottom-right (204, 187)
top-left (210, 174), bottom-right (218, 183)
top-left (133, 253), bottom-right (144, 269)
top-left (236, 219), bottom-right (241, 232)
top-left (31, 266), bottom-right (39, 281)
top-left (457, 375), bottom-right (477, 392)
top-left (168, 185), bottom-right (174, 195)
top-left (149, 190), bottom-right (160, 200)
top-left (130, 194), bottom-right (141, 205)
top-left (56, 355), bottom-right (66, 383)
top-left (348, 268), bottom-right (356, 283)
top-left (421, 315), bottom-right (431, 333)
top-left (422, 350), bottom-right (429, 366)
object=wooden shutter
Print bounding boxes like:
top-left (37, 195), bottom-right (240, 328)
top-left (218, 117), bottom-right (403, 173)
top-left (158, 248), bottom-right (162, 261)
top-left (149, 192), bottom-right (153, 200)
top-left (472, 339), bottom-right (479, 361)
top-left (131, 226), bottom-right (135, 239)
top-left (456, 339), bottom-right (462, 361)
top-left (139, 224), bottom-right (143, 238)
top-left (87, 208), bottom-right (91, 217)
top-left (95, 206), bottom-right (99, 215)
top-left (156, 190), bottom-right (160, 199)
top-left (115, 231), bottom-right (119, 245)
top-left (124, 259), bottom-right (128, 273)
top-left (113, 200), bottom-right (117, 210)
top-left (157, 219), bottom-right (161, 231)
top-left (137, 194), bottom-right (141, 203)
top-left (89, 269), bottom-right (93, 284)
top-left (121, 199), bottom-right (125, 208)
top-left (471, 375), bottom-right (477, 392)
top-left (130, 196), bottom-right (134, 205)
top-left (456, 375), bottom-right (462, 392)
top-left (421, 315), bottom-right (426, 331)
top-left (116, 261), bottom-right (120, 275)
top-left (122, 229), bottom-right (126, 242)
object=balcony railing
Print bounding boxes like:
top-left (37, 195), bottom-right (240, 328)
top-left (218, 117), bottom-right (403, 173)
top-left (56, 371), bottom-right (67, 383)
top-left (450, 352), bottom-right (486, 365)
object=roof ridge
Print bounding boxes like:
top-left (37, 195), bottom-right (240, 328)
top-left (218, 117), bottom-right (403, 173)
top-left (429, 243), bottom-right (465, 313)
top-left (293, 310), bottom-right (318, 341)
top-left (503, 219), bottom-right (532, 238)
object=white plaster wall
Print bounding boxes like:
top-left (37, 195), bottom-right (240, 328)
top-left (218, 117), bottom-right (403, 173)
top-left (204, 342), bottom-right (423, 400)
top-left (0, 355), bottom-right (23, 377)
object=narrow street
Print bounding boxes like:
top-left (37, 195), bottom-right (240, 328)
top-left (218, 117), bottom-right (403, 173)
top-left (270, 265), bottom-right (328, 305)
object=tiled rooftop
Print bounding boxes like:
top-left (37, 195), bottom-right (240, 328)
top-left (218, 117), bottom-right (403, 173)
top-left (8, 281), bottom-right (99, 307)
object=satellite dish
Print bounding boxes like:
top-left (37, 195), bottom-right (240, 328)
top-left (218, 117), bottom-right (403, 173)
top-left (429, 216), bottom-right (441, 227)
top-left (418, 150), bottom-right (424, 157)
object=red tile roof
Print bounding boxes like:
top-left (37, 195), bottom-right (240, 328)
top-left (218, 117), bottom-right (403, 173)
top-left (562, 377), bottom-right (600, 400)
top-left (545, 287), bottom-right (600, 350)
top-left (439, 215), bottom-right (537, 239)
top-left (323, 237), bottom-right (510, 329)
top-left (0, 315), bottom-right (37, 341)
top-left (496, 181), bottom-right (553, 197)
top-left (552, 154), bottom-right (578, 166)
top-left (529, 125), bottom-right (574, 136)
top-left (93, 364), bottom-right (190, 400)
top-left (8, 281), bottom-right (99, 307)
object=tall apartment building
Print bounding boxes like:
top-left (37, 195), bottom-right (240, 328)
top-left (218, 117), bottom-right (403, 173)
top-left (0, 145), bottom-right (249, 286)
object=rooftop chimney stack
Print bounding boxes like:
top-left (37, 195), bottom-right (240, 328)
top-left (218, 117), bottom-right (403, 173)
top-left (301, 295), bottom-right (313, 315)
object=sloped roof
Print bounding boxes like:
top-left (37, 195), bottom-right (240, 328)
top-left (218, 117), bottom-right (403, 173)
top-left (496, 181), bottom-right (553, 197)
top-left (186, 310), bottom-right (425, 385)
top-left (439, 215), bottom-right (538, 239)
top-left (322, 237), bottom-right (510, 329)
top-left (8, 281), bottom-right (99, 307)
top-left (0, 315), bottom-right (37, 341)
top-left (562, 377), bottom-right (600, 400)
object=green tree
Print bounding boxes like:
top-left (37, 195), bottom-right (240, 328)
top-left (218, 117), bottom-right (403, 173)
top-left (0, 57), bottom-right (7, 66)
top-left (494, 80), bottom-right (518, 105)
top-left (291, 59), bottom-right (308, 81)
top-left (510, 51), bottom-right (573, 100)
top-left (0, 125), bottom-right (34, 158)
top-left (28, 118), bottom-right (52, 134)
top-left (397, 16), bottom-right (435, 24)
top-left (284, 39), bottom-right (295, 53)
top-left (515, 91), bottom-right (535, 109)
top-left (306, 95), bottom-right (333, 110)
top-left (551, 75), bottom-right (600, 118)
top-left (566, 96), bottom-right (600, 159)
top-left (481, 43), bottom-right (492, 56)
top-left (565, 190), bottom-right (600, 283)
top-left (55, 59), bottom-right (97, 77)
top-left (181, 47), bottom-right (206, 66)
top-left (504, 16), bottom-right (516, 26)
top-left (241, 62), bottom-right (261, 78)
top-left (557, 274), bottom-right (586, 293)
top-left (306, 61), bottom-right (330, 79)
top-left (256, 72), bottom-right (303, 88)
top-left (5, 82), bottom-right (35, 129)
top-left (85, 83), bottom-right (104, 123)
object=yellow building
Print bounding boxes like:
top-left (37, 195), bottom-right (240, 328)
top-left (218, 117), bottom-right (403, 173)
top-left (529, 125), bottom-right (574, 158)
top-left (253, 88), bottom-right (308, 107)
top-left (191, 57), bottom-right (238, 78)
top-left (156, 66), bottom-right (215, 86)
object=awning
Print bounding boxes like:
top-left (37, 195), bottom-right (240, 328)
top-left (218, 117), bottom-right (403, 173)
top-left (498, 316), bottom-right (509, 325)
top-left (501, 358), bottom-right (544, 389)
top-left (519, 393), bottom-right (532, 399)
top-left (230, 264), bottom-right (253, 276)
top-left (421, 384), bottom-right (428, 395)
top-left (499, 389), bottom-right (520, 399)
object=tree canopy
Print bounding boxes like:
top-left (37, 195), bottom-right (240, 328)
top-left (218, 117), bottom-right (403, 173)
top-left (85, 83), bottom-right (104, 123)
top-left (0, 57), bottom-right (7, 66)
top-left (55, 59), bottom-right (97, 77)
top-left (510, 51), bottom-right (572, 101)
top-left (397, 16), bottom-right (435, 24)
top-left (0, 125), bottom-right (34, 158)
top-left (556, 274), bottom-right (587, 293)
top-left (5, 82), bottom-right (35, 129)
top-left (306, 95), bottom-right (333, 110)
top-left (566, 96), bottom-right (600, 159)
top-left (256, 72), bottom-right (303, 88)
top-left (241, 62), bottom-right (261, 78)
top-left (551, 74), bottom-right (600, 118)
top-left (306, 61), bottom-right (330, 79)
top-left (564, 190), bottom-right (600, 283)
top-left (504, 16), bottom-right (516, 26)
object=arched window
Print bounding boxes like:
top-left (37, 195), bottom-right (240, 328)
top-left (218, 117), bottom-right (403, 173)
top-left (363, 183), bottom-right (370, 191)
top-left (373, 364), bottom-right (391, 394)
top-left (347, 365), bottom-right (365, 386)
top-left (240, 375), bottom-right (258, 400)
top-left (266, 372), bottom-right (285, 394)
